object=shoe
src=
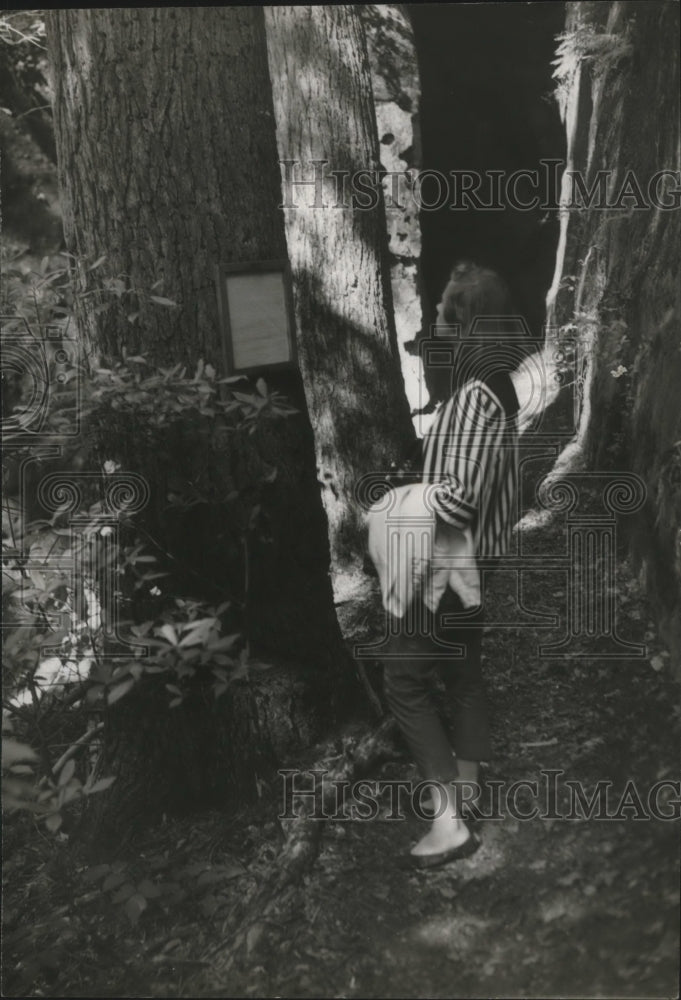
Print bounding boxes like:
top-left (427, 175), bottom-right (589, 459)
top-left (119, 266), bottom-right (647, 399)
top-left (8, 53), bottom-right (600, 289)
top-left (405, 830), bottom-right (481, 870)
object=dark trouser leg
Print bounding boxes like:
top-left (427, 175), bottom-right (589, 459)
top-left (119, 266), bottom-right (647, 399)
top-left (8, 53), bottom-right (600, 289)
top-left (383, 656), bottom-right (459, 785)
top-left (382, 587), bottom-right (491, 784)
top-left (434, 587), bottom-right (490, 763)
top-left (437, 625), bottom-right (490, 762)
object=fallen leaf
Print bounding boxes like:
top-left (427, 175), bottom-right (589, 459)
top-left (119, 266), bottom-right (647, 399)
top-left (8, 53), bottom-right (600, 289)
top-left (246, 922), bottom-right (265, 954)
top-left (557, 871), bottom-right (580, 887)
top-left (528, 859), bottom-right (547, 872)
top-left (125, 892), bottom-right (148, 925)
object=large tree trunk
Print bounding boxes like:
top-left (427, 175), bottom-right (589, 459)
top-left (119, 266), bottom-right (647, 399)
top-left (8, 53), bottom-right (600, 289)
top-left (548, 0), bottom-right (681, 672)
top-left (46, 8), bottom-right (394, 837)
top-left (264, 5), bottom-right (416, 587)
top-left (47, 8), bottom-right (284, 366)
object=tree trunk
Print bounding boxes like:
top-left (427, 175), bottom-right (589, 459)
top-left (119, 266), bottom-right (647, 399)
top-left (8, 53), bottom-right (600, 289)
top-left (549, 0), bottom-right (681, 671)
top-left (360, 5), bottom-right (426, 433)
top-left (47, 8), bottom-right (286, 366)
top-left (45, 8), bottom-right (378, 837)
top-left (264, 5), bottom-right (416, 586)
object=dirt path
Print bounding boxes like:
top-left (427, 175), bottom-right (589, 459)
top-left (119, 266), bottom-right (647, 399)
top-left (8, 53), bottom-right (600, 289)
top-left (190, 540), bottom-right (679, 999)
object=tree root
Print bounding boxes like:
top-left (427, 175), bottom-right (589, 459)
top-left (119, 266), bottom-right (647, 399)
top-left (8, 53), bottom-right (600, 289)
top-left (206, 716), bottom-right (400, 977)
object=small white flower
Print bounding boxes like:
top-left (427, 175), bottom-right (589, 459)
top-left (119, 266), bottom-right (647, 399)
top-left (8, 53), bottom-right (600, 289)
top-left (99, 525), bottom-right (113, 537)
top-left (150, 586), bottom-right (162, 596)
top-left (103, 460), bottom-right (121, 475)
top-left (610, 365), bottom-right (628, 379)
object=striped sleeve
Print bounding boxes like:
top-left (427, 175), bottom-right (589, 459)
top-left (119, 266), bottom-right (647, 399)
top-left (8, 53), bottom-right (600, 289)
top-left (423, 381), bottom-right (505, 530)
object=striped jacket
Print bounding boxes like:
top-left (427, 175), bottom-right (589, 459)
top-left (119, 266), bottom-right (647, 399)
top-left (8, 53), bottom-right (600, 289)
top-left (421, 375), bottom-right (519, 557)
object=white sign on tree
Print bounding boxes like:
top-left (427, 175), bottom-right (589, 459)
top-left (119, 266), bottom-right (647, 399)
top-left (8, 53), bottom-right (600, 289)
top-left (216, 260), bottom-right (297, 375)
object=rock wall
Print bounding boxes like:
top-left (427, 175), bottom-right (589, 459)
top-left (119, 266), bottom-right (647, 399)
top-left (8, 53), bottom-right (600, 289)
top-left (550, 0), bottom-right (681, 669)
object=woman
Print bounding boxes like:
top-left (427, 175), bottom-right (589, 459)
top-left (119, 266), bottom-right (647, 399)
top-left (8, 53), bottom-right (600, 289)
top-left (382, 261), bottom-right (520, 868)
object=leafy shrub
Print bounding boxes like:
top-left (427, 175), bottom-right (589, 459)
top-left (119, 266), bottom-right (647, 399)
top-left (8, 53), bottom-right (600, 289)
top-left (2, 253), bottom-right (297, 832)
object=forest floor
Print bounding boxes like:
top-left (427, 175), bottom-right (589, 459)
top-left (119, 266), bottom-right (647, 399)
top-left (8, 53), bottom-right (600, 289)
top-left (4, 495), bottom-right (680, 998)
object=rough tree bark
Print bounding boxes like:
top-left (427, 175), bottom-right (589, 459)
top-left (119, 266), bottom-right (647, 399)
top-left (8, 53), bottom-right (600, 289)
top-left (45, 8), bottom-right (407, 836)
top-left (264, 5), bottom-right (416, 586)
top-left (47, 8), bottom-right (283, 366)
top-left (548, 0), bottom-right (681, 671)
